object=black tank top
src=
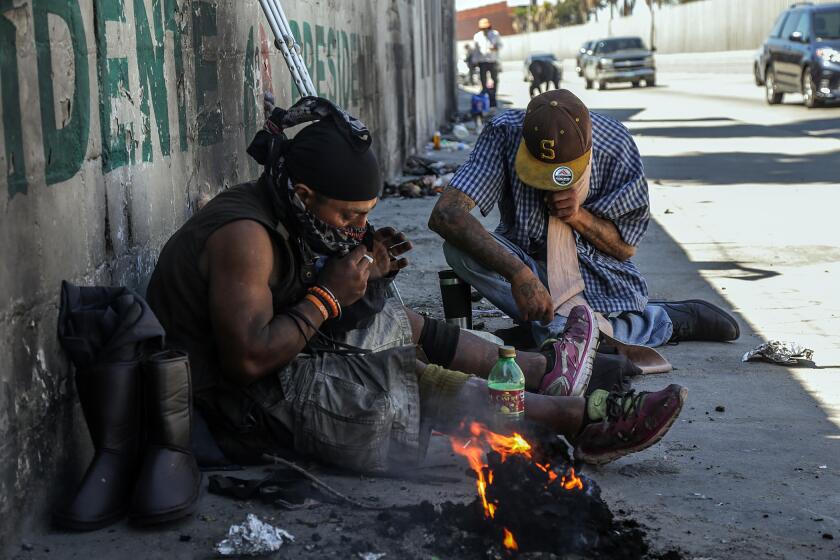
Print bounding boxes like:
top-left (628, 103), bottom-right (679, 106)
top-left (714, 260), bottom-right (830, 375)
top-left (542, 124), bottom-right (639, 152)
top-left (147, 177), bottom-right (308, 392)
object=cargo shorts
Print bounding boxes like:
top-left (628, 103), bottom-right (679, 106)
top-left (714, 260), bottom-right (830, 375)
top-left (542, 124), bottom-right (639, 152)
top-left (230, 300), bottom-right (426, 473)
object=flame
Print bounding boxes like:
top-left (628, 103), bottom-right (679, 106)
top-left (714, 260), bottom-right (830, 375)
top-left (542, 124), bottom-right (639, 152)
top-left (561, 468), bottom-right (584, 491)
top-left (449, 422), bottom-right (584, 549)
top-left (502, 527), bottom-right (518, 551)
top-left (451, 423), bottom-right (535, 519)
top-left (463, 422), bottom-right (533, 460)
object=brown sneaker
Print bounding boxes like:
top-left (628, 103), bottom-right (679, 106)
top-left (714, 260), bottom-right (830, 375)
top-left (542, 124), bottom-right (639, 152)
top-left (575, 384), bottom-right (687, 465)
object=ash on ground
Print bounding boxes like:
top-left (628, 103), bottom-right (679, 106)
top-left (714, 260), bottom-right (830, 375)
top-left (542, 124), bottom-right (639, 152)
top-left (383, 428), bottom-right (682, 559)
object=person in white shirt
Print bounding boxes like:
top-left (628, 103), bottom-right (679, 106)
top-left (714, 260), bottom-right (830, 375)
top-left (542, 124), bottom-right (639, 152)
top-left (472, 17), bottom-right (503, 107)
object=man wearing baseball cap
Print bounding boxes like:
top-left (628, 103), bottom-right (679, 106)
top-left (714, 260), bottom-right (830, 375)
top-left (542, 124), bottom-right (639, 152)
top-left (430, 89), bottom-right (739, 348)
top-left (473, 17), bottom-right (502, 108)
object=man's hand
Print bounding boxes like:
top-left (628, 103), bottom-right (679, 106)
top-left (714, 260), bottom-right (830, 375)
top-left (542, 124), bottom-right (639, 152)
top-left (368, 227), bottom-right (412, 280)
top-left (511, 268), bottom-right (554, 323)
top-left (545, 188), bottom-right (580, 221)
top-left (318, 245), bottom-right (373, 307)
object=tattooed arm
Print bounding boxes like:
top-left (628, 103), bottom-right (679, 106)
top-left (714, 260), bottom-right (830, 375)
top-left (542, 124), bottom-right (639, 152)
top-left (545, 188), bottom-right (636, 262)
top-left (566, 208), bottom-right (635, 262)
top-left (429, 188), bottom-right (554, 322)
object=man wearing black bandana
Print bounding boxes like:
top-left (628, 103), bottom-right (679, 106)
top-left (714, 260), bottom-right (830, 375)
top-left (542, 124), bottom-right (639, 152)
top-left (146, 98), bottom-right (686, 471)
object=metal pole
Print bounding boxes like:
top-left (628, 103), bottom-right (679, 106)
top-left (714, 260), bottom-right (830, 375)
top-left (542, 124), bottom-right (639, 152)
top-left (266, 0), bottom-right (317, 95)
top-left (258, 0), bottom-right (317, 97)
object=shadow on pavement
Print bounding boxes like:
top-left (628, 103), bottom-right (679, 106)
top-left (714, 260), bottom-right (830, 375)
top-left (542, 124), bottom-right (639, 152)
top-left (642, 149), bottom-right (840, 185)
top-left (686, 260), bottom-right (780, 282)
top-left (630, 116), bottom-right (840, 140)
top-left (603, 215), bottom-right (840, 559)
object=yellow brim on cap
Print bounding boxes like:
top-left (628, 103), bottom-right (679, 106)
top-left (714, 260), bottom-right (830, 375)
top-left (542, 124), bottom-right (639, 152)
top-left (514, 141), bottom-right (591, 191)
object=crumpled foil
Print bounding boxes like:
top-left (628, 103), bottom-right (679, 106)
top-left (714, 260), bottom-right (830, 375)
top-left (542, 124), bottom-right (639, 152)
top-left (215, 514), bottom-right (295, 556)
top-left (742, 340), bottom-right (814, 365)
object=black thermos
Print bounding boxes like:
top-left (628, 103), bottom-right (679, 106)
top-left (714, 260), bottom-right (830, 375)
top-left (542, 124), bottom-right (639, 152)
top-left (438, 270), bottom-right (472, 329)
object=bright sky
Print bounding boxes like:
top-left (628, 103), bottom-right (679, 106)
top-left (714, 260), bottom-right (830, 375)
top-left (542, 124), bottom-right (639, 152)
top-left (456, 0), bottom-right (531, 10)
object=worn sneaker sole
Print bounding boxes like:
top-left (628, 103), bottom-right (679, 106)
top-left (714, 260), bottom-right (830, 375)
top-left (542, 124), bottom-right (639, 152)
top-left (569, 308), bottom-right (600, 397)
top-left (577, 386), bottom-right (688, 466)
top-left (542, 307), bottom-right (600, 397)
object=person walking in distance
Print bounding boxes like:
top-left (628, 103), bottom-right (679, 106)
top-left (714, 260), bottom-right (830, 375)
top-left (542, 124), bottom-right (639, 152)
top-left (464, 44), bottom-right (478, 86)
top-left (473, 17), bottom-right (502, 108)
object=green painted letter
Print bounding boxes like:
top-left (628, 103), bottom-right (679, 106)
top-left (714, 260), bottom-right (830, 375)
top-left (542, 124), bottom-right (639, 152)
top-left (164, 0), bottom-right (187, 151)
top-left (94, 0), bottom-right (132, 171)
top-left (34, 0), bottom-right (91, 185)
top-left (192, 0), bottom-right (221, 146)
top-left (288, 19), bottom-right (301, 100)
top-left (135, 0), bottom-right (171, 161)
top-left (315, 24), bottom-right (325, 98)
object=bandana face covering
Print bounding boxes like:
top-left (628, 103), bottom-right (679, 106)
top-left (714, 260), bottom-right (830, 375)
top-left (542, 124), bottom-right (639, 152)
top-left (287, 182), bottom-right (372, 256)
top-left (249, 96), bottom-right (377, 256)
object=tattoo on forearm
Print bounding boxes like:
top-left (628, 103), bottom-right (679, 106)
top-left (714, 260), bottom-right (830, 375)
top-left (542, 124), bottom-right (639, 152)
top-left (516, 280), bottom-right (536, 298)
top-left (573, 209), bottom-right (635, 261)
top-left (430, 188), bottom-right (527, 280)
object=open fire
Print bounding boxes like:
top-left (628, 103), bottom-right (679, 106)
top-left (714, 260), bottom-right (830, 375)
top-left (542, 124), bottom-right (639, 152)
top-left (388, 421), bottom-right (674, 558)
top-left (449, 422), bottom-right (586, 552)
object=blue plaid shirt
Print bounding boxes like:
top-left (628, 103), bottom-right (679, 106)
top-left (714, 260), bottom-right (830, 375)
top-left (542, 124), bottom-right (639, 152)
top-left (449, 110), bottom-right (650, 314)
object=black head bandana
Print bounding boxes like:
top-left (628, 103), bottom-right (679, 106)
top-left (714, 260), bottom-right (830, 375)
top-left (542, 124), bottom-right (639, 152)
top-left (247, 96), bottom-right (377, 256)
top-left (247, 95), bottom-right (378, 198)
top-left (285, 119), bottom-right (380, 201)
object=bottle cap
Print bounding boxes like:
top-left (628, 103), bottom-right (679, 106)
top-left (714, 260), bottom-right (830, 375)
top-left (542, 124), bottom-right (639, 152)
top-left (498, 346), bottom-right (516, 358)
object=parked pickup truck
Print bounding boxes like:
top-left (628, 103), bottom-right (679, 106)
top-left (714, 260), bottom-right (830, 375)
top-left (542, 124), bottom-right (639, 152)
top-left (582, 36), bottom-right (656, 90)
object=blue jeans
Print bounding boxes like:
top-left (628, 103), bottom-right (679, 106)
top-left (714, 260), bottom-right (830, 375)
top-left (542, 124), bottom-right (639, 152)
top-left (443, 232), bottom-right (673, 347)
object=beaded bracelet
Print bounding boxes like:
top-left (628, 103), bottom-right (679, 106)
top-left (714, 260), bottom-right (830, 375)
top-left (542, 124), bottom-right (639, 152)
top-left (309, 286), bottom-right (341, 319)
top-left (304, 293), bottom-right (329, 320)
top-left (317, 284), bottom-right (340, 309)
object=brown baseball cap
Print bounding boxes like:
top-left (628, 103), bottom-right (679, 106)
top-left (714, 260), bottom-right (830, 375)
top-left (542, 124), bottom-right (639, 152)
top-left (514, 89), bottom-right (592, 191)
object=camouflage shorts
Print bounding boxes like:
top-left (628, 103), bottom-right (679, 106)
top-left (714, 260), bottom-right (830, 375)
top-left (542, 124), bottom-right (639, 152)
top-left (238, 300), bottom-right (425, 473)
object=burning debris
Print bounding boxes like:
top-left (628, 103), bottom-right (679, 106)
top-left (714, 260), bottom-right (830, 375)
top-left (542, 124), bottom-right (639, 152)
top-left (204, 424), bottom-right (680, 558)
top-left (381, 422), bottom-right (681, 559)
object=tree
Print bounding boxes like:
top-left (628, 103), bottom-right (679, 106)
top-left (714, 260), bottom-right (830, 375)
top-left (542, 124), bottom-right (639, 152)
top-left (509, 0), bottom-right (700, 35)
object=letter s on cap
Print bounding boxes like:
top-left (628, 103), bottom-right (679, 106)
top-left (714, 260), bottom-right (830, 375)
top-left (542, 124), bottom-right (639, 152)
top-left (540, 139), bottom-right (555, 160)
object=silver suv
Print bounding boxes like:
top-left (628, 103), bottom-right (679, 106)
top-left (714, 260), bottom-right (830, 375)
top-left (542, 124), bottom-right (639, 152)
top-left (582, 36), bottom-right (656, 90)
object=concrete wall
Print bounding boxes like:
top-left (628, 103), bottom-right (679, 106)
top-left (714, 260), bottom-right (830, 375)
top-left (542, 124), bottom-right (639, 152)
top-left (0, 0), bottom-right (454, 550)
top-left (460, 0), bottom-right (839, 60)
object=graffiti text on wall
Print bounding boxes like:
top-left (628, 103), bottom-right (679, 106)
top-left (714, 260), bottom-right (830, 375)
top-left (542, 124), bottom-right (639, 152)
top-left (0, 0), bottom-right (374, 198)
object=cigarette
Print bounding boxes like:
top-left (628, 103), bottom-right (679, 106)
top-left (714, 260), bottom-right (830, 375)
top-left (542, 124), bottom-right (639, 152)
top-left (388, 240), bottom-right (411, 251)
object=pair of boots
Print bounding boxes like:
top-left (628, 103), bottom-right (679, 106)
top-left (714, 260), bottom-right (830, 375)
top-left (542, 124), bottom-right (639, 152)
top-left (54, 350), bottom-right (201, 530)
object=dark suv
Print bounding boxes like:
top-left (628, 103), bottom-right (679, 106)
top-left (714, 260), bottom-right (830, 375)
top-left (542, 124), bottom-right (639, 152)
top-left (755, 2), bottom-right (840, 108)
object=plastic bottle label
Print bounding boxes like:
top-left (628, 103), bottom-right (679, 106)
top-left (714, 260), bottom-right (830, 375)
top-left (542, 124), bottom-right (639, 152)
top-left (489, 387), bottom-right (524, 419)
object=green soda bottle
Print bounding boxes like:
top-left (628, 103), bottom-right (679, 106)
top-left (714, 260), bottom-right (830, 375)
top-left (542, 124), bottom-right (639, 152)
top-left (488, 346), bottom-right (525, 429)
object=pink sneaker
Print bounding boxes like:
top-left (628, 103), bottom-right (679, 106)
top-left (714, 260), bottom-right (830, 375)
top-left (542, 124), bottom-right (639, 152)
top-left (538, 305), bottom-right (599, 397)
